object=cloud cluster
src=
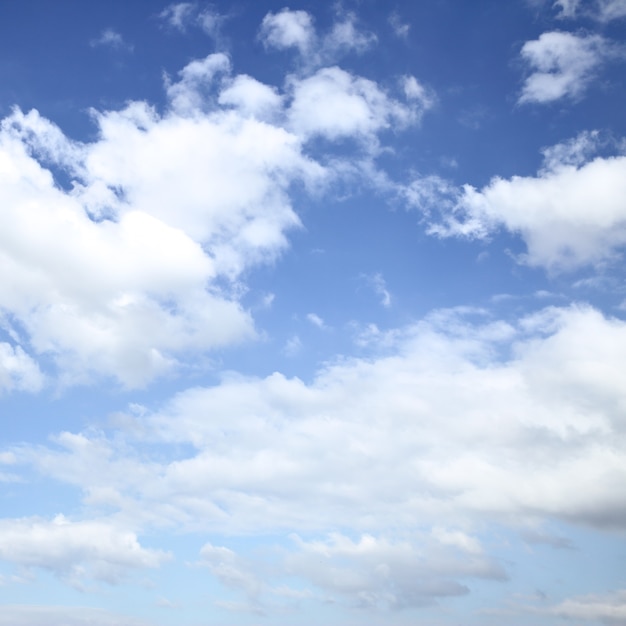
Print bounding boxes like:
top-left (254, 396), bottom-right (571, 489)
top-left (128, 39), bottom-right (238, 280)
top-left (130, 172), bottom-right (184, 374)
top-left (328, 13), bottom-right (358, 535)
top-left (3, 302), bottom-right (625, 605)
top-left (259, 7), bottom-right (377, 66)
top-left (0, 28), bottom-right (428, 388)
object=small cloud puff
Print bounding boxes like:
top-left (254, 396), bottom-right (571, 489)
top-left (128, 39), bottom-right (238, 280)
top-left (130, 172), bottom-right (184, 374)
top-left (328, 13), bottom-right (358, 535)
top-left (90, 28), bottom-right (133, 52)
top-left (518, 31), bottom-right (622, 104)
top-left (259, 8), bottom-right (376, 68)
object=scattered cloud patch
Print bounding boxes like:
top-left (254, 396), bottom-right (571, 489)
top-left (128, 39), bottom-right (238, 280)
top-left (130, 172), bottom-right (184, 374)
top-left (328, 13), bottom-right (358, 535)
top-left (90, 28), bottom-right (133, 51)
top-left (363, 273), bottom-right (392, 308)
top-left (306, 312), bottom-right (326, 329)
top-left (551, 0), bottom-right (626, 20)
top-left (159, 2), bottom-right (227, 40)
top-left (518, 31), bottom-right (620, 104)
top-left (389, 11), bottom-right (410, 39)
top-left (259, 8), bottom-right (376, 67)
top-left (0, 343), bottom-right (44, 393)
top-left (159, 2), bottom-right (196, 31)
top-left (259, 9), bottom-right (315, 55)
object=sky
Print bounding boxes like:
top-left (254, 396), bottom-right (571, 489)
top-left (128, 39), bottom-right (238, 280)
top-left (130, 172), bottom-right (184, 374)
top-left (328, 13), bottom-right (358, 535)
top-left (0, 0), bottom-right (625, 624)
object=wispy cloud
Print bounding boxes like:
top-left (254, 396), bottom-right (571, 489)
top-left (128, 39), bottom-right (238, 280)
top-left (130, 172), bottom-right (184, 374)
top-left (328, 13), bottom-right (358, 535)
top-left (90, 28), bottom-right (133, 51)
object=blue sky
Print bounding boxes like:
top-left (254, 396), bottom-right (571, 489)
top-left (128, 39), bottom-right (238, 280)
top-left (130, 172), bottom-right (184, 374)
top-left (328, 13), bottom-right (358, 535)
top-left (0, 1), bottom-right (626, 624)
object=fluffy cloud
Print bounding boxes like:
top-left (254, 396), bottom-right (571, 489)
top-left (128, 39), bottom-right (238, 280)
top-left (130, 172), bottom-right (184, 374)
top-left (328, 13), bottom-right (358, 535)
top-left (287, 67), bottom-right (431, 144)
top-left (9, 303), bottom-right (626, 537)
top-left (3, 302), bottom-right (626, 607)
top-left (417, 133), bottom-right (626, 271)
top-left (0, 37), bottom-right (432, 388)
top-left (259, 9), bottom-right (316, 55)
top-left (286, 532), bottom-right (504, 610)
top-left (0, 515), bottom-right (169, 587)
top-left (259, 8), bottom-right (376, 66)
top-left (519, 31), bottom-right (618, 104)
top-left (0, 57), bottom-right (315, 388)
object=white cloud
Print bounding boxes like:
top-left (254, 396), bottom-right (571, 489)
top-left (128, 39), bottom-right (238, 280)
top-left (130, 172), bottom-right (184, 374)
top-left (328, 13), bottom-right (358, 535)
top-left (551, 0), bottom-right (626, 21)
top-left (323, 12), bottom-right (377, 57)
top-left (0, 343), bottom-right (44, 392)
top-left (159, 3), bottom-right (227, 40)
top-left (539, 589), bottom-right (626, 623)
top-left (200, 543), bottom-right (263, 607)
top-left (159, 3), bottom-right (195, 31)
top-left (259, 9), bottom-right (316, 55)
top-left (11, 303), bottom-right (626, 538)
top-left (597, 0), bottom-right (626, 20)
top-left (389, 12), bottom-right (410, 39)
top-left (306, 313), bottom-right (326, 329)
top-left (287, 66), bottom-right (430, 144)
top-left (418, 133), bottom-right (626, 271)
top-left (365, 273), bottom-right (391, 308)
top-left (0, 54), bottom-right (335, 388)
top-left (218, 74), bottom-right (283, 119)
top-left (90, 28), bottom-right (132, 51)
top-left (0, 43), bottom-right (430, 388)
top-left (287, 532), bottom-right (503, 609)
top-left (0, 515), bottom-right (169, 587)
top-left (5, 302), bottom-right (626, 605)
top-left (553, 0), bottom-right (582, 17)
top-left (519, 31), bottom-right (617, 104)
top-left (283, 335), bottom-right (302, 356)
top-left (259, 8), bottom-right (376, 67)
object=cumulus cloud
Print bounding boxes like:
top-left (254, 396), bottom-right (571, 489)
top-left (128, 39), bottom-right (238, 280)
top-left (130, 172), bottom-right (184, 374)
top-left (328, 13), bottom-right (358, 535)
top-left (259, 9), bottom-right (316, 55)
top-left (4, 302), bottom-right (626, 603)
top-left (9, 303), bottom-right (626, 537)
top-left (0, 515), bottom-right (169, 587)
top-left (259, 8), bottom-right (376, 67)
top-left (286, 532), bottom-right (504, 609)
top-left (0, 56), bottom-right (330, 387)
top-left (519, 31), bottom-right (620, 104)
top-left (0, 37), bottom-right (432, 389)
top-left (416, 133), bottom-right (626, 271)
top-left (287, 66), bottom-right (431, 144)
